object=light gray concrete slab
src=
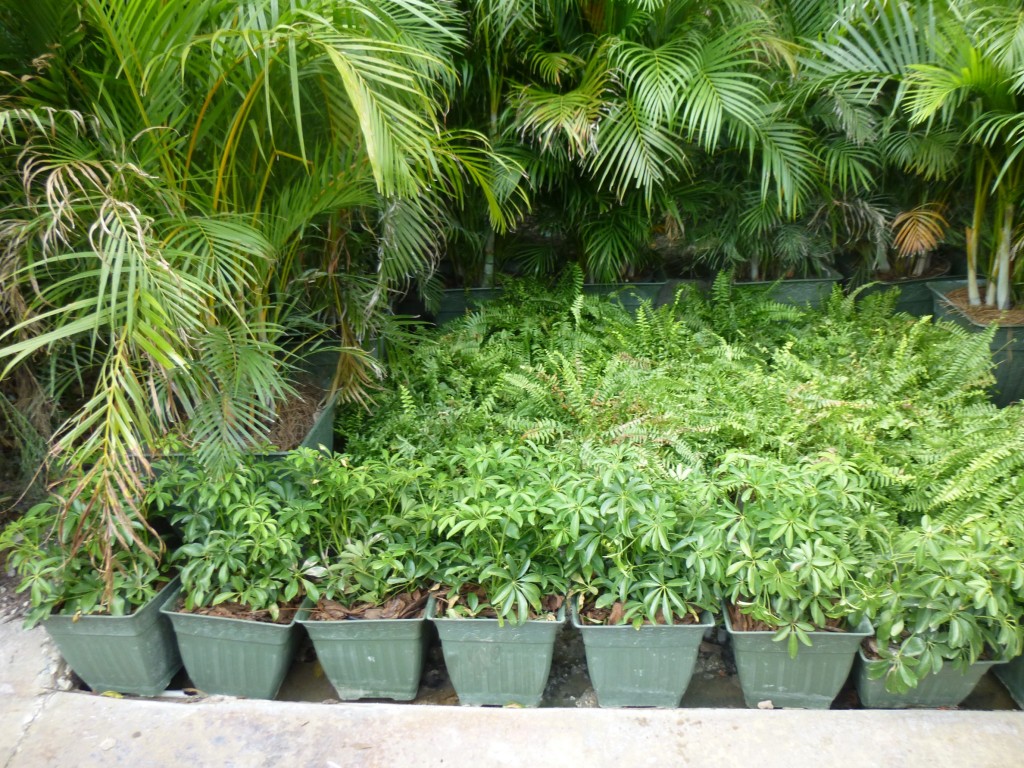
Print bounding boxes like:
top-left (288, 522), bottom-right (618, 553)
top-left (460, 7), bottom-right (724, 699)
top-left (0, 622), bottom-right (55, 698)
top-left (0, 620), bottom-right (68, 768)
top-left (6, 694), bottom-right (1024, 768)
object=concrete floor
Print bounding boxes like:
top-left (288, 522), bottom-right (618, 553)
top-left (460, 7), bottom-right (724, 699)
top-left (2, 620), bottom-right (1022, 768)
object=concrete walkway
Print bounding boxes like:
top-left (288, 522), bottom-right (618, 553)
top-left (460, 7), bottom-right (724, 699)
top-left (2, 620), bottom-right (1022, 768)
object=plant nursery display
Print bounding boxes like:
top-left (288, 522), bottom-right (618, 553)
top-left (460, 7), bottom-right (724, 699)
top-left (333, 274), bottom-right (1023, 708)
top-left (3, 0), bottom-right (1024, 720)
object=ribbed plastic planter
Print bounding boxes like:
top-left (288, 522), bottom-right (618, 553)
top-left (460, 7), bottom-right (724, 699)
top-left (582, 283), bottom-right (667, 313)
top-left (724, 608), bottom-right (871, 709)
top-left (995, 654), bottom-right (1024, 709)
top-left (855, 649), bottom-right (1004, 709)
top-left (928, 279), bottom-right (1024, 406)
top-left (437, 282), bottom-right (679, 325)
top-left (42, 576), bottom-right (182, 696)
top-left (732, 268), bottom-right (841, 309)
top-left (161, 589), bottom-right (300, 699)
top-left (435, 288), bottom-right (505, 326)
top-left (570, 601), bottom-right (713, 707)
top-left (296, 604), bottom-right (427, 701)
top-left (427, 597), bottom-right (564, 707)
top-left (858, 268), bottom-right (954, 317)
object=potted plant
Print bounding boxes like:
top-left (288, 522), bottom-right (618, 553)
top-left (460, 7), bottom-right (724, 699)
top-left (856, 517), bottom-right (1020, 708)
top-left (567, 445), bottom-right (721, 707)
top-left (706, 451), bottom-right (882, 709)
top-left (0, 477), bottom-right (181, 696)
top-left (423, 442), bottom-right (567, 707)
top-left (154, 455), bottom-right (320, 699)
top-left (292, 450), bottom-right (437, 701)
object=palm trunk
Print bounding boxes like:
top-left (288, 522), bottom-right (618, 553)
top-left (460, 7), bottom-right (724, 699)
top-left (967, 166), bottom-right (987, 306)
top-left (995, 197), bottom-right (1014, 310)
top-left (482, 101), bottom-right (499, 288)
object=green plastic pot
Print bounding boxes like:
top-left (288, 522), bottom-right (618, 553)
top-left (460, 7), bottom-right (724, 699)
top-left (296, 602), bottom-right (427, 701)
top-left (42, 576), bottom-right (182, 696)
top-left (161, 589), bottom-right (300, 699)
top-left (427, 596), bottom-right (564, 707)
top-left (723, 606), bottom-right (871, 709)
top-left (994, 654), bottom-right (1024, 709)
top-left (855, 648), bottom-right (1004, 709)
top-left (435, 288), bottom-right (505, 326)
top-left (570, 601), bottom-right (713, 708)
top-left (732, 268), bottom-right (841, 309)
top-left (858, 266), bottom-right (954, 317)
top-left (928, 279), bottom-right (1024, 406)
top-left (582, 283), bottom-right (667, 313)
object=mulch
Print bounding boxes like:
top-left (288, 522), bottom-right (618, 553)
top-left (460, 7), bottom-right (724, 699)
top-left (944, 286), bottom-right (1024, 326)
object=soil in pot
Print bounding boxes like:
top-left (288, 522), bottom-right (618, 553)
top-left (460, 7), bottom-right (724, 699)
top-left (177, 597), bottom-right (303, 624)
top-left (942, 287), bottom-right (1024, 326)
top-left (930, 280), bottom-right (1024, 406)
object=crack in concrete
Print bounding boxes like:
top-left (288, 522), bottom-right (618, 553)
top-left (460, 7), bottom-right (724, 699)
top-left (2, 690), bottom-right (53, 768)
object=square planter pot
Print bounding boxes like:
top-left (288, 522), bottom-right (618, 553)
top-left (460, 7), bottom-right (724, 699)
top-left (994, 654), bottom-right (1024, 709)
top-left (731, 268), bottom-right (841, 309)
top-left (723, 606), bottom-right (871, 709)
top-left (42, 576), bottom-right (182, 696)
top-left (582, 283), bottom-right (667, 313)
top-left (160, 588), bottom-right (300, 699)
top-left (435, 288), bottom-right (505, 326)
top-left (928, 278), bottom-right (1024, 406)
top-left (570, 600), bottom-right (713, 707)
top-left (427, 596), bottom-right (564, 707)
top-left (296, 602), bottom-right (427, 701)
top-left (855, 648), bottom-right (1005, 709)
top-left (857, 265), bottom-right (955, 317)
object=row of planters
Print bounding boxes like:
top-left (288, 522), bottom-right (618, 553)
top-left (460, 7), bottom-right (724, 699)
top-left (4, 280), bottom-right (1024, 709)
top-left (11, 442), bottom-right (1024, 709)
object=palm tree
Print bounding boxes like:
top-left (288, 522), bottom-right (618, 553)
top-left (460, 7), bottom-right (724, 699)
top-left (0, 0), bottom-right (518, 599)
top-left (803, 0), bottom-right (1024, 309)
top-left (454, 0), bottom-right (824, 283)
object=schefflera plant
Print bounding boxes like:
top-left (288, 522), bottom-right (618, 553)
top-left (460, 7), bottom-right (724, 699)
top-left (288, 448), bottom-right (439, 612)
top-left (421, 441), bottom-right (570, 624)
top-left (2, 474), bottom-right (168, 627)
top-left (861, 515), bottom-right (1024, 693)
top-left (563, 442), bottom-right (723, 626)
top-left (702, 450), bottom-right (889, 655)
top-left (151, 456), bottom-right (322, 620)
